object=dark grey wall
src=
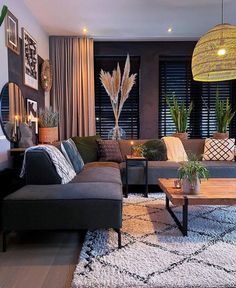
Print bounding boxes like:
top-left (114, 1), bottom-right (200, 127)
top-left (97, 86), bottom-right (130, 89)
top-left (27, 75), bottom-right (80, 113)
top-left (94, 41), bottom-right (196, 138)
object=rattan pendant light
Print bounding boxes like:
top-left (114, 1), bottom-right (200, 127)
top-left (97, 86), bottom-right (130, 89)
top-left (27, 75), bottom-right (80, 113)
top-left (192, 0), bottom-right (236, 82)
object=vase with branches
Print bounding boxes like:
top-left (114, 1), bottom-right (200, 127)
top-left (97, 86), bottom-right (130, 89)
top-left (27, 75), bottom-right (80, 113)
top-left (100, 55), bottom-right (136, 140)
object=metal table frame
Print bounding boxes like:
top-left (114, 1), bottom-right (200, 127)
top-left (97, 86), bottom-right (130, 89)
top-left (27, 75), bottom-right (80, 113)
top-left (165, 196), bottom-right (188, 236)
top-left (125, 155), bottom-right (148, 198)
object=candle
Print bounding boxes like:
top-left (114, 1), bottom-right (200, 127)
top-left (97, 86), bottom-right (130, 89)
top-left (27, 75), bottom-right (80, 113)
top-left (130, 141), bottom-right (134, 157)
top-left (15, 115), bottom-right (19, 126)
top-left (35, 117), bottom-right (38, 134)
top-left (28, 115), bottom-right (32, 127)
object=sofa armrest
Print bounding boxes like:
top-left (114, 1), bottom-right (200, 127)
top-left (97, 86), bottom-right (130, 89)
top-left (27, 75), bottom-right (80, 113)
top-left (25, 150), bottom-right (61, 185)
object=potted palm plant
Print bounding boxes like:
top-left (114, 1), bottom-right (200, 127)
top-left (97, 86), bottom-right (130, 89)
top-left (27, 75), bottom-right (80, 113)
top-left (213, 93), bottom-right (235, 139)
top-left (166, 96), bottom-right (193, 140)
top-left (38, 107), bottom-right (59, 143)
top-left (178, 157), bottom-right (209, 194)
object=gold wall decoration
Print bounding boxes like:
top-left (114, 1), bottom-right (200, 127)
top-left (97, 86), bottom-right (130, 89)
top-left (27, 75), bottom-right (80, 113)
top-left (41, 60), bottom-right (53, 92)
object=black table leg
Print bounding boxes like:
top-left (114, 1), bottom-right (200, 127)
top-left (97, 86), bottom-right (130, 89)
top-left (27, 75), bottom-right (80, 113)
top-left (125, 160), bottom-right (128, 198)
top-left (182, 197), bottom-right (188, 236)
top-left (144, 159), bottom-right (148, 198)
top-left (166, 196), bottom-right (188, 236)
top-left (114, 228), bottom-right (121, 249)
top-left (2, 231), bottom-right (7, 252)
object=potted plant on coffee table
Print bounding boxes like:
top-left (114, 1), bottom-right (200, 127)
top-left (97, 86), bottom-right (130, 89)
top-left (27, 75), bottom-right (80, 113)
top-left (166, 95), bottom-right (193, 140)
top-left (178, 157), bottom-right (209, 194)
top-left (213, 93), bottom-right (235, 139)
top-left (38, 107), bottom-right (59, 143)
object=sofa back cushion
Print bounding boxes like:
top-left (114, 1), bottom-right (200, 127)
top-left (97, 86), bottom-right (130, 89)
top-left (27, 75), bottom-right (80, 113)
top-left (97, 140), bottom-right (123, 163)
top-left (71, 135), bottom-right (101, 163)
top-left (22, 145), bottom-right (76, 184)
top-left (181, 139), bottom-right (205, 160)
top-left (61, 139), bottom-right (84, 173)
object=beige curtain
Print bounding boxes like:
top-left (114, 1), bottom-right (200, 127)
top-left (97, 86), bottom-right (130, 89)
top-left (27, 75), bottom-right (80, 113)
top-left (50, 37), bottom-right (96, 140)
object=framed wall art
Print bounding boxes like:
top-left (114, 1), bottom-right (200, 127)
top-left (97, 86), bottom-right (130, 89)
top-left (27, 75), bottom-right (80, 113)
top-left (5, 10), bottom-right (20, 54)
top-left (22, 28), bottom-right (38, 90)
top-left (26, 98), bottom-right (38, 122)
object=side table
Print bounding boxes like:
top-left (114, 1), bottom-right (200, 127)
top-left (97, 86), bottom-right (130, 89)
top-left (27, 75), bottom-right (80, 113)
top-left (125, 155), bottom-right (148, 198)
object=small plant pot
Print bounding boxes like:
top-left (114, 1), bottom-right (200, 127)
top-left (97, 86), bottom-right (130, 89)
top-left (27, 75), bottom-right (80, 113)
top-left (173, 132), bottom-right (188, 140)
top-left (213, 132), bottom-right (229, 139)
top-left (181, 177), bottom-right (200, 195)
top-left (132, 150), bottom-right (142, 157)
top-left (39, 127), bottom-right (58, 144)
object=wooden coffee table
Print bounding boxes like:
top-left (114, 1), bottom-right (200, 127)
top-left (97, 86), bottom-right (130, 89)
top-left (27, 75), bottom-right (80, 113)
top-left (158, 178), bottom-right (236, 236)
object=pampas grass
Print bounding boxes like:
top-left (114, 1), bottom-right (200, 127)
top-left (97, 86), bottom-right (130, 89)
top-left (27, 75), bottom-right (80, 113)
top-left (100, 55), bottom-right (136, 125)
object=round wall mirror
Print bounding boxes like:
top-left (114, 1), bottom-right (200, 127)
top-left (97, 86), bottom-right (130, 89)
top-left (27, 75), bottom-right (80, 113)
top-left (0, 82), bottom-right (26, 142)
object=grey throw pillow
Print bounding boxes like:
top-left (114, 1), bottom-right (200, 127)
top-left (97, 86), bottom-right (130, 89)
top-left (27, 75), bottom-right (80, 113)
top-left (61, 138), bottom-right (84, 173)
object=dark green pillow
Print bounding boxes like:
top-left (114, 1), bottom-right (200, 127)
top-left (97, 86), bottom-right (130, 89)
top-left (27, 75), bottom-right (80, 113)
top-left (71, 135), bottom-right (101, 163)
top-left (143, 140), bottom-right (167, 161)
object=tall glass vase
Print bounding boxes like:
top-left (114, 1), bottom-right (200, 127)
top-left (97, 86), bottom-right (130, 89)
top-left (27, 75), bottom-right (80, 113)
top-left (108, 119), bottom-right (126, 140)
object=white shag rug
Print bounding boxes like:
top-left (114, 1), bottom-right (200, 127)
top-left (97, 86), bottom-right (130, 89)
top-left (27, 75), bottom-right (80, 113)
top-left (72, 193), bottom-right (236, 288)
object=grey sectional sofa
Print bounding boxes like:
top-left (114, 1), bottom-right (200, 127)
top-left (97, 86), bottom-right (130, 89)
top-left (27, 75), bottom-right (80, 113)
top-left (1, 152), bottom-right (123, 252)
top-left (119, 139), bottom-right (236, 184)
top-left (2, 138), bottom-right (236, 251)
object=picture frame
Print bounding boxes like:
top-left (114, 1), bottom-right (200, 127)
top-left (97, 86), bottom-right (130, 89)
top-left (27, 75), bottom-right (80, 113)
top-left (26, 98), bottom-right (38, 122)
top-left (22, 28), bottom-right (38, 90)
top-left (5, 10), bottom-right (20, 55)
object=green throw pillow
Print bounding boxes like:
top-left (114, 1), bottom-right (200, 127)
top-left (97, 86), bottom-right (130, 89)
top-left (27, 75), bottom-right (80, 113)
top-left (71, 135), bottom-right (101, 163)
top-left (143, 140), bottom-right (167, 161)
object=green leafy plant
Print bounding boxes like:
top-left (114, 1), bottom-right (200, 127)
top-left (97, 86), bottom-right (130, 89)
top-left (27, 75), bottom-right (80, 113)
top-left (132, 143), bottom-right (144, 156)
top-left (178, 157), bottom-right (209, 184)
top-left (216, 92), bottom-right (235, 133)
top-left (39, 107), bottom-right (59, 128)
top-left (0, 5), bottom-right (8, 27)
top-left (166, 95), bottom-right (193, 133)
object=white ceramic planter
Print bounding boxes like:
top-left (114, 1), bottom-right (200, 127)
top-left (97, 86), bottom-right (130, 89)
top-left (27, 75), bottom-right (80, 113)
top-left (182, 176), bottom-right (200, 195)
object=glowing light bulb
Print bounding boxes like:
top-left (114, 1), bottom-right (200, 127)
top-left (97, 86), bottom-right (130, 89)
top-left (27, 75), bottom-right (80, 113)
top-left (83, 27), bottom-right (88, 34)
top-left (168, 27), bottom-right (172, 33)
top-left (217, 48), bottom-right (226, 56)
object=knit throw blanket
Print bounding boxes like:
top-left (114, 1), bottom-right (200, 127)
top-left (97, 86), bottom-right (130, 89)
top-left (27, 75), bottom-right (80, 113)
top-left (20, 145), bottom-right (76, 184)
top-left (162, 136), bottom-right (188, 162)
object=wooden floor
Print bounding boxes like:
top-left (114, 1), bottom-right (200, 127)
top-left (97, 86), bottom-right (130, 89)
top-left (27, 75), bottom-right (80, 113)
top-left (0, 231), bottom-right (85, 288)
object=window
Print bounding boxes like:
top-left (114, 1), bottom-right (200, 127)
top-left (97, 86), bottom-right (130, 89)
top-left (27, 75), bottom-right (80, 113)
top-left (95, 56), bottom-right (140, 139)
top-left (159, 57), bottom-right (236, 138)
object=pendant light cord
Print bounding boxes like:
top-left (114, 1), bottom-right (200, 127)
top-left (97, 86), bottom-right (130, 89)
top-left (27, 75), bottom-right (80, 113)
top-left (221, 0), bottom-right (224, 24)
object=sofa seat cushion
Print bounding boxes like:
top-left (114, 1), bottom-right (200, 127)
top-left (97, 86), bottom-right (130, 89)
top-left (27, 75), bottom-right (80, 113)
top-left (3, 183), bottom-right (122, 231)
top-left (120, 161), bottom-right (180, 185)
top-left (4, 183), bottom-right (122, 201)
top-left (199, 161), bottom-right (236, 178)
top-left (71, 162), bottom-right (122, 184)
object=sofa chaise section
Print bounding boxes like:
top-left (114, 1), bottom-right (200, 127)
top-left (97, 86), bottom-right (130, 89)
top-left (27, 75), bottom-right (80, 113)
top-left (2, 182), bottom-right (123, 252)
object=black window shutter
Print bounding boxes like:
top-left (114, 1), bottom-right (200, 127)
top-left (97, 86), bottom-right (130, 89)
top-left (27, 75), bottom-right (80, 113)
top-left (159, 57), bottom-right (236, 138)
top-left (94, 56), bottom-right (140, 139)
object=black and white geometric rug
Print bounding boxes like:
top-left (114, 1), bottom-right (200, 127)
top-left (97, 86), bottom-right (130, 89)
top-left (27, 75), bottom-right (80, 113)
top-left (72, 194), bottom-right (236, 288)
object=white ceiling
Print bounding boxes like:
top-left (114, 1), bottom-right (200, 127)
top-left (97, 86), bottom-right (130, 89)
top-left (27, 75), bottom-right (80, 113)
top-left (24, 0), bottom-right (236, 40)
